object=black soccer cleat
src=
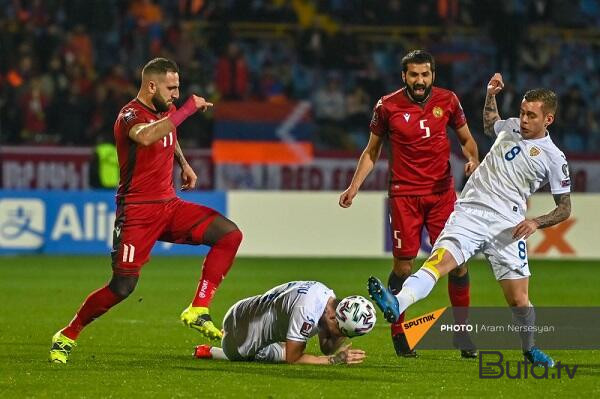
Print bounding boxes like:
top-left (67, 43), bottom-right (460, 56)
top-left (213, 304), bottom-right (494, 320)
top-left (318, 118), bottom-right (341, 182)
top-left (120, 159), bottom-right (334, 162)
top-left (392, 333), bottom-right (417, 358)
top-left (453, 331), bottom-right (477, 359)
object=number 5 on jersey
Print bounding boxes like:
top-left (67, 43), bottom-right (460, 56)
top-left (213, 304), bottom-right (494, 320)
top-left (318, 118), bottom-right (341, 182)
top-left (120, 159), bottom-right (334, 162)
top-left (419, 120), bottom-right (431, 138)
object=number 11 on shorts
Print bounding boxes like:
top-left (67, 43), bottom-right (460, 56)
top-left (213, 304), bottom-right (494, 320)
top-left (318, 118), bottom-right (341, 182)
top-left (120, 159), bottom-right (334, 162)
top-left (122, 243), bottom-right (136, 263)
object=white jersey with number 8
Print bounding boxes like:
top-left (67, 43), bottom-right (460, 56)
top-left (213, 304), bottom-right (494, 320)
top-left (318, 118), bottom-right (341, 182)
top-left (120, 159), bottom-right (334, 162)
top-left (457, 117), bottom-right (570, 221)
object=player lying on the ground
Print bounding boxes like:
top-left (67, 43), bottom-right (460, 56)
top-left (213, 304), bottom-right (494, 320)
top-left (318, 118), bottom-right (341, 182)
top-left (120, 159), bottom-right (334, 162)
top-left (194, 281), bottom-right (375, 365)
top-left (368, 73), bottom-right (571, 368)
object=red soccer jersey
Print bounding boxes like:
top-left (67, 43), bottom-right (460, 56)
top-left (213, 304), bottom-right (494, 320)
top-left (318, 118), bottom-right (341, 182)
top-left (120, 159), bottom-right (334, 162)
top-left (114, 99), bottom-right (177, 204)
top-left (369, 87), bottom-right (467, 196)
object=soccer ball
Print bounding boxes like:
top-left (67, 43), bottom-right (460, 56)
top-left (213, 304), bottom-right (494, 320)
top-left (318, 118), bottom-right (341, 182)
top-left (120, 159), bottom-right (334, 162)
top-left (335, 295), bottom-right (376, 337)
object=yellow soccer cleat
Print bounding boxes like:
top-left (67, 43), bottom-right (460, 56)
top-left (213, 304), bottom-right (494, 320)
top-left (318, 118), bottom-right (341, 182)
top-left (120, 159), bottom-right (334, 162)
top-left (49, 331), bottom-right (77, 363)
top-left (180, 306), bottom-right (223, 342)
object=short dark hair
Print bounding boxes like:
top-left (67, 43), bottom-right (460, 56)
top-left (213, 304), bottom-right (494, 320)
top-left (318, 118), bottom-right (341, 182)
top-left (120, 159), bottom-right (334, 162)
top-left (401, 50), bottom-right (435, 73)
top-left (142, 58), bottom-right (179, 77)
top-left (523, 88), bottom-right (558, 114)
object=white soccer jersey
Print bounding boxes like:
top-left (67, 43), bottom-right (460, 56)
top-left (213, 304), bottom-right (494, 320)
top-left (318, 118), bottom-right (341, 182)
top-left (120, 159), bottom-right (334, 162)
top-left (223, 281), bottom-right (335, 359)
top-left (458, 118), bottom-right (570, 221)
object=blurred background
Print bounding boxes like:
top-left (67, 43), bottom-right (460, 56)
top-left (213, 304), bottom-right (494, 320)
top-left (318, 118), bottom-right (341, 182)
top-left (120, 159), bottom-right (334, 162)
top-left (1, 0), bottom-right (599, 258)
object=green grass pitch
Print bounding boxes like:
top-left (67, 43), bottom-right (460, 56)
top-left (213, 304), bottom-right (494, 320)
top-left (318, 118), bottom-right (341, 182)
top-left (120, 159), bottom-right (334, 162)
top-left (1, 256), bottom-right (599, 397)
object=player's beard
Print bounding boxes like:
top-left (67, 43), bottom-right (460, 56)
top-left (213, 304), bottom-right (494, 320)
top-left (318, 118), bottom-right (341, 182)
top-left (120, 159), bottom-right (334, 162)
top-left (407, 83), bottom-right (432, 103)
top-left (151, 92), bottom-right (170, 112)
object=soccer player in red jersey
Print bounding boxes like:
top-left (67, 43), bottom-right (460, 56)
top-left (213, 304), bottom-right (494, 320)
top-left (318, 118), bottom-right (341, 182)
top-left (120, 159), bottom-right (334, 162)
top-left (339, 50), bottom-right (479, 358)
top-left (49, 58), bottom-right (243, 363)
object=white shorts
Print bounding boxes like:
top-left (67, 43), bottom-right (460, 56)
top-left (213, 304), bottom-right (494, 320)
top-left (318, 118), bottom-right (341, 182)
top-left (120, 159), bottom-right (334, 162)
top-left (431, 204), bottom-right (531, 280)
top-left (221, 299), bottom-right (286, 363)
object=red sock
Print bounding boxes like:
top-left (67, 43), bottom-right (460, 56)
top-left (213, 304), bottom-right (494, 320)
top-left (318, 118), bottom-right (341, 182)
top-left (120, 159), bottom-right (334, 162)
top-left (391, 311), bottom-right (407, 336)
top-left (61, 285), bottom-right (123, 340)
top-left (448, 271), bottom-right (470, 324)
top-left (192, 229), bottom-right (242, 307)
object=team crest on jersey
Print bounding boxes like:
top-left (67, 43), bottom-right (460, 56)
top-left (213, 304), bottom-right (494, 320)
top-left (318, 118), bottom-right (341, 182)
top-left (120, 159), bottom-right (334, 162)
top-left (403, 113), bottom-right (410, 122)
top-left (123, 108), bottom-right (137, 123)
top-left (432, 106), bottom-right (444, 118)
top-left (529, 146), bottom-right (541, 157)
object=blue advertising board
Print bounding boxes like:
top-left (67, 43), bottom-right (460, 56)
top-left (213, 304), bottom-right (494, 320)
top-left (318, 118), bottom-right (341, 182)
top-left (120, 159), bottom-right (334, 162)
top-left (0, 190), bottom-right (226, 255)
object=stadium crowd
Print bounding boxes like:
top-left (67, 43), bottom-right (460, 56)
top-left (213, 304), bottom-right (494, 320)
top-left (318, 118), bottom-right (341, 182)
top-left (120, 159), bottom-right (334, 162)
top-left (1, 0), bottom-right (599, 153)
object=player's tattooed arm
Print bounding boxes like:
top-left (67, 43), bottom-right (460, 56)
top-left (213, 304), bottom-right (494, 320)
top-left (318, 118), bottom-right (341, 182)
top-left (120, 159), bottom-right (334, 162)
top-left (483, 73), bottom-right (504, 137)
top-left (483, 93), bottom-right (500, 137)
top-left (174, 140), bottom-right (188, 168)
top-left (512, 193), bottom-right (571, 240)
top-left (533, 193), bottom-right (572, 229)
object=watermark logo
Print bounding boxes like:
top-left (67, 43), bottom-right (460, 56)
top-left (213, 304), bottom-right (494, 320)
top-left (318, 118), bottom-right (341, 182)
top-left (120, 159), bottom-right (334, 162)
top-left (403, 307), bottom-right (446, 350)
top-left (479, 351), bottom-right (578, 379)
top-left (0, 199), bottom-right (45, 249)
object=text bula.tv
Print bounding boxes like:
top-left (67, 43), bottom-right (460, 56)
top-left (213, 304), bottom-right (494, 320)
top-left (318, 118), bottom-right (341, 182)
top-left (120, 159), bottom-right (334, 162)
top-left (479, 351), bottom-right (578, 379)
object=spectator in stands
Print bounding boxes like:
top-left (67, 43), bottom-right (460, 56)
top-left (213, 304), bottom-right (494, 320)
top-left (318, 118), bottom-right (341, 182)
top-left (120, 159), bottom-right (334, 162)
top-left (313, 75), bottom-right (349, 149)
top-left (345, 85), bottom-right (371, 148)
top-left (215, 42), bottom-right (249, 100)
top-left (560, 86), bottom-right (587, 151)
top-left (64, 25), bottom-right (94, 74)
top-left (0, 0), bottom-right (599, 156)
top-left (18, 77), bottom-right (49, 142)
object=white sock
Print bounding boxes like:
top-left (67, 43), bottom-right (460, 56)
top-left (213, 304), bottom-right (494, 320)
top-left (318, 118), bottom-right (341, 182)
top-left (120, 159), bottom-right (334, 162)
top-left (209, 347), bottom-right (229, 360)
top-left (395, 268), bottom-right (438, 314)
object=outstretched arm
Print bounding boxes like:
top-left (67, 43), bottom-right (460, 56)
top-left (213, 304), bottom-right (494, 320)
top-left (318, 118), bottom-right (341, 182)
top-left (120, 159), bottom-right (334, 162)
top-left (285, 340), bottom-right (365, 365)
top-left (339, 132), bottom-right (384, 208)
top-left (512, 193), bottom-right (572, 240)
top-left (483, 73), bottom-right (504, 137)
top-left (128, 95), bottom-right (212, 146)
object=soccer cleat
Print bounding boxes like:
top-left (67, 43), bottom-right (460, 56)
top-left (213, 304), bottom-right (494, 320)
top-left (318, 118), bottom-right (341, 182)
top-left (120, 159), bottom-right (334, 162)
top-left (367, 276), bottom-right (400, 323)
top-left (453, 331), bottom-right (478, 359)
top-left (194, 344), bottom-right (213, 359)
top-left (180, 306), bottom-right (223, 341)
top-left (392, 333), bottom-right (417, 358)
top-left (461, 349), bottom-right (478, 359)
top-left (524, 347), bottom-right (555, 368)
top-left (49, 331), bottom-right (76, 363)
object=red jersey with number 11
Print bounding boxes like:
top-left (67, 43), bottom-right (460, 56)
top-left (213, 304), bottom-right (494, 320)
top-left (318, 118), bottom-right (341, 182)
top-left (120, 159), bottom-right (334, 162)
top-left (369, 87), bottom-right (467, 196)
top-left (114, 99), bottom-right (177, 204)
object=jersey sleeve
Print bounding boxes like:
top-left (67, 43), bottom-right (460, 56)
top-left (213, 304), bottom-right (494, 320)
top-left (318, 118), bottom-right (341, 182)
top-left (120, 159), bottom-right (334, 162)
top-left (449, 92), bottom-right (467, 130)
top-left (369, 98), bottom-right (388, 136)
top-left (286, 306), bottom-right (319, 342)
top-left (547, 152), bottom-right (571, 194)
top-left (115, 107), bottom-right (145, 138)
top-left (493, 117), bottom-right (520, 136)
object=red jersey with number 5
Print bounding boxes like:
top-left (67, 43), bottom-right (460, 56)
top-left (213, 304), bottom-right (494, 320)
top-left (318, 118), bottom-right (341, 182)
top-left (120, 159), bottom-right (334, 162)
top-left (369, 87), bottom-right (467, 196)
top-left (114, 99), bottom-right (177, 204)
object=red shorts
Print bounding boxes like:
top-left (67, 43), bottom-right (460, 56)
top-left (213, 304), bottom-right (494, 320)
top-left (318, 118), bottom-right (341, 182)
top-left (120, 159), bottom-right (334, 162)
top-left (388, 189), bottom-right (456, 258)
top-left (111, 197), bottom-right (219, 276)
